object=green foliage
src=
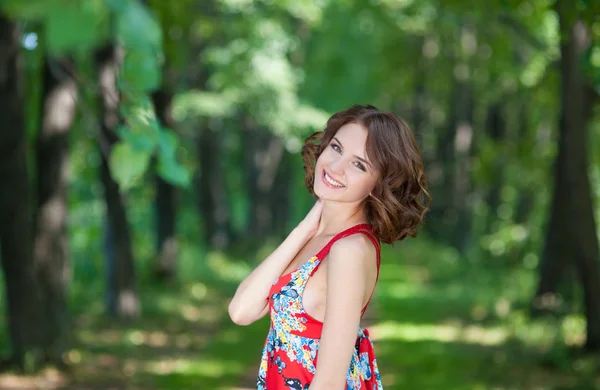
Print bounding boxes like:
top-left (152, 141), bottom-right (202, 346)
top-left (45, 0), bottom-right (108, 53)
top-left (111, 95), bottom-right (191, 189)
top-left (121, 49), bottom-right (162, 92)
top-left (1, 0), bottom-right (190, 191)
top-left (114, 0), bottom-right (163, 93)
top-left (115, 0), bottom-right (161, 51)
top-left (155, 130), bottom-right (191, 187)
top-left (1, 0), bottom-right (55, 20)
top-left (1, 0), bottom-right (600, 386)
top-left (108, 141), bottom-right (152, 190)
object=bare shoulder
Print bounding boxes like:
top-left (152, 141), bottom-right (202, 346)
top-left (328, 233), bottom-right (377, 271)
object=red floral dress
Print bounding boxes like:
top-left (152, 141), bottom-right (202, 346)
top-left (257, 223), bottom-right (384, 389)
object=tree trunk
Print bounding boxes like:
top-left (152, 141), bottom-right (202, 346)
top-left (151, 90), bottom-right (177, 281)
top-left (242, 124), bottom-right (285, 238)
top-left (0, 12), bottom-right (45, 370)
top-left (450, 76), bottom-right (474, 253)
top-left (33, 56), bottom-right (77, 365)
top-left (270, 150), bottom-right (292, 238)
top-left (96, 45), bottom-right (139, 318)
top-left (427, 70), bottom-right (473, 250)
top-left (514, 99), bottom-right (534, 224)
top-left (534, 4), bottom-right (600, 351)
top-left (484, 102), bottom-right (506, 233)
top-left (196, 120), bottom-right (232, 249)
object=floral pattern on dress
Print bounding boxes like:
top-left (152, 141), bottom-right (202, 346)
top-left (256, 224), bottom-right (384, 390)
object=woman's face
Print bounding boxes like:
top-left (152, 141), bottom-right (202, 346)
top-left (313, 122), bottom-right (379, 203)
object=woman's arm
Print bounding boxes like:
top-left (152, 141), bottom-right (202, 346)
top-left (310, 234), bottom-right (377, 389)
top-left (228, 226), bottom-right (313, 325)
top-left (228, 201), bottom-right (323, 326)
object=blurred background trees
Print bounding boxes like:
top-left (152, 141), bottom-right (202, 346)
top-left (0, 0), bottom-right (598, 388)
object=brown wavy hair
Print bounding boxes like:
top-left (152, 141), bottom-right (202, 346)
top-left (301, 104), bottom-right (431, 244)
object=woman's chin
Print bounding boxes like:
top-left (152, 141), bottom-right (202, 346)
top-left (314, 187), bottom-right (343, 202)
top-left (313, 186), bottom-right (331, 201)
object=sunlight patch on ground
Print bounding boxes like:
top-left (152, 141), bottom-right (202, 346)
top-left (369, 320), bottom-right (507, 346)
top-left (0, 368), bottom-right (67, 390)
top-left (78, 328), bottom-right (122, 344)
top-left (144, 357), bottom-right (245, 377)
top-left (77, 327), bottom-right (208, 350)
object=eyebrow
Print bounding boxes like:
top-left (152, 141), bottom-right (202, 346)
top-left (332, 137), bottom-right (372, 169)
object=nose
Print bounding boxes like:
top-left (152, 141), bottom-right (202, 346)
top-left (328, 157), bottom-right (346, 176)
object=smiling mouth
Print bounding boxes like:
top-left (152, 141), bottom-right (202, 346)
top-left (322, 170), bottom-right (345, 188)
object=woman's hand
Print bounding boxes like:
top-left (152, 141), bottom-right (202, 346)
top-left (297, 199), bottom-right (324, 237)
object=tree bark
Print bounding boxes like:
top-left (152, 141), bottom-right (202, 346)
top-left (0, 12), bottom-right (45, 370)
top-left (484, 102), bottom-right (506, 233)
top-left (514, 99), bottom-right (534, 225)
top-left (534, 4), bottom-right (600, 351)
top-left (450, 76), bottom-right (474, 253)
top-left (33, 56), bottom-right (77, 365)
top-left (242, 122), bottom-right (285, 238)
top-left (196, 120), bottom-right (232, 249)
top-left (96, 45), bottom-right (139, 318)
top-left (151, 90), bottom-right (177, 281)
top-left (270, 150), bottom-right (292, 238)
top-left (427, 71), bottom-right (473, 250)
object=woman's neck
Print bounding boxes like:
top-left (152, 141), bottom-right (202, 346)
top-left (315, 199), bottom-right (368, 237)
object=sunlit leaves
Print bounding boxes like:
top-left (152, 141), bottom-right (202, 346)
top-left (1, 0), bottom-right (109, 54)
top-left (273, 0), bottom-right (327, 25)
top-left (110, 124), bottom-right (191, 189)
top-left (116, 125), bottom-right (156, 153)
top-left (173, 91), bottom-right (238, 120)
top-left (121, 49), bottom-right (162, 92)
top-left (109, 141), bottom-right (152, 191)
top-left (115, 0), bottom-right (162, 51)
top-left (1, 0), bottom-right (190, 190)
top-left (114, 95), bottom-right (191, 189)
top-left (109, 0), bottom-right (190, 189)
top-left (114, 0), bottom-right (163, 93)
top-left (199, 7), bottom-right (324, 140)
top-left (156, 130), bottom-right (191, 187)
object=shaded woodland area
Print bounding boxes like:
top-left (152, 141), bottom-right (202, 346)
top-left (0, 0), bottom-right (599, 389)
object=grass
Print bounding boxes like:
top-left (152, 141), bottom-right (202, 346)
top-left (0, 236), bottom-right (598, 389)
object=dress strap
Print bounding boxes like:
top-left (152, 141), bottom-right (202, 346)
top-left (311, 223), bottom-right (381, 315)
top-left (314, 223), bottom-right (380, 262)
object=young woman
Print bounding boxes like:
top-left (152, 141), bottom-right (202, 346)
top-left (228, 105), bottom-right (430, 389)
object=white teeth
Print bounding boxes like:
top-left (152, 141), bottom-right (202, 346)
top-left (325, 172), bottom-right (344, 187)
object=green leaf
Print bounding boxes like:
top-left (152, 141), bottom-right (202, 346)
top-left (156, 128), bottom-right (178, 158)
top-left (1, 0), bottom-right (54, 20)
top-left (157, 152), bottom-right (191, 187)
top-left (120, 94), bottom-right (161, 136)
top-left (45, 1), bottom-right (108, 54)
top-left (121, 49), bottom-right (162, 92)
top-left (172, 90), bottom-right (237, 120)
top-left (108, 141), bottom-right (152, 191)
top-left (104, 0), bottom-right (129, 12)
top-left (156, 130), bottom-right (191, 187)
top-left (115, 125), bottom-right (157, 152)
top-left (116, 0), bottom-right (162, 51)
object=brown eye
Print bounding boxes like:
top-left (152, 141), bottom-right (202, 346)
top-left (355, 162), bottom-right (366, 171)
top-left (331, 143), bottom-right (342, 153)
